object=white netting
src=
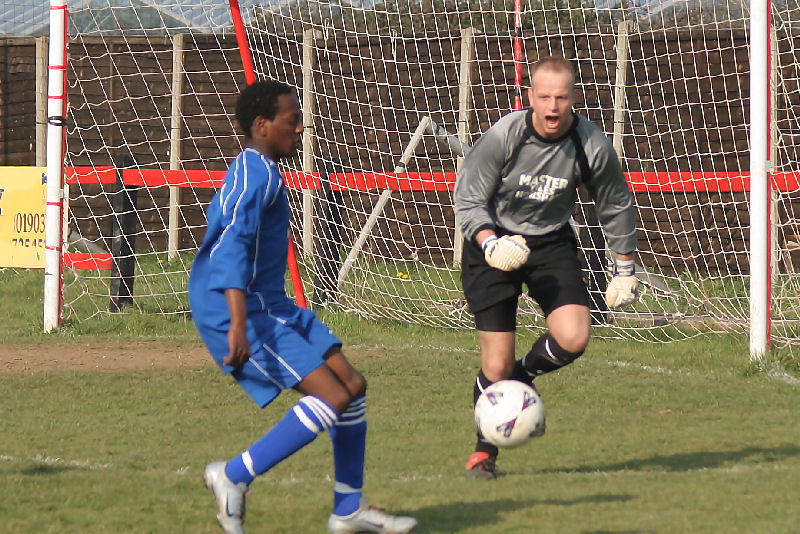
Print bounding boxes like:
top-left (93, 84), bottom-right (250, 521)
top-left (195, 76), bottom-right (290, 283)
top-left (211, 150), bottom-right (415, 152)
top-left (43, 0), bottom-right (799, 348)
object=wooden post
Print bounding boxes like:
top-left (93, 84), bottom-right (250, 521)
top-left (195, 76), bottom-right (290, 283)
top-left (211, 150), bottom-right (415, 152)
top-left (110, 154), bottom-right (139, 312)
top-left (36, 36), bottom-right (48, 167)
top-left (168, 33), bottom-right (185, 260)
top-left (302, 29), bottom-right (317, 258)
top-left (612, 20), bottom-right (631, 155)
top-left (769, 27), bottom-right (781, 275)
top-left (577, 20), bottom-right (633, 325)
top-left (454, 27), bottom-right (474, 265)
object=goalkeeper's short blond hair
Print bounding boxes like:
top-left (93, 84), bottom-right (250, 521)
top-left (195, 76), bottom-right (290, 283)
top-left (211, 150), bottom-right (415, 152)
top-left (528, 56), bottom-right (575, 90)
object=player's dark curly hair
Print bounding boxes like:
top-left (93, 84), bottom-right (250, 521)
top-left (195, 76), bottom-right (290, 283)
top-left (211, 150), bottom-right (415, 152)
top-left (235, 80), bottom-right (293, 137)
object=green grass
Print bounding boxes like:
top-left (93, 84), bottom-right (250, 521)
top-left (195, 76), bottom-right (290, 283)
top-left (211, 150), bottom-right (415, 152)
top-left (0, 266), bottom-right (199, 344)
top-left (1, 321), bottom-right (799, 533)
top-left (1, 266), bottom-right (799, 532)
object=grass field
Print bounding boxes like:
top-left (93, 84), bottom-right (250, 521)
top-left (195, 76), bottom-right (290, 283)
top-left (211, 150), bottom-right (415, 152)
top-left (1, 269), bottom-right (799, 533)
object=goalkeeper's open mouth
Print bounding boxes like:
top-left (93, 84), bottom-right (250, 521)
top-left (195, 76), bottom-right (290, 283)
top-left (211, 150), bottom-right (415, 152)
top-left (544, 114), bottom-right (562, 131)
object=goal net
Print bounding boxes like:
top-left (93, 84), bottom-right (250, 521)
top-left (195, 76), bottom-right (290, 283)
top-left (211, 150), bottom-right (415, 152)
top-left (51, 0), bottom-right (799, 349)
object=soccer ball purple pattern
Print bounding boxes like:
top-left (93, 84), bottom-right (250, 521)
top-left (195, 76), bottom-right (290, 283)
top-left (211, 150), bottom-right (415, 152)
top-left (474, 380), bottom-right (546, 448)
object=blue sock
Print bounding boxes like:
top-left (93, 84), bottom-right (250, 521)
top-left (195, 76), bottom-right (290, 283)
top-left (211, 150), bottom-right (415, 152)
top-left (330, 396), bottom-right (367, 516)
top-left (225, 396), bottom-right (339, 485)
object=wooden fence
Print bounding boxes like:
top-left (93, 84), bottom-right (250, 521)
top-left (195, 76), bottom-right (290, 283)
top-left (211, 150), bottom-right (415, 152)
top-left (2, 29), bottom-right (799, 273)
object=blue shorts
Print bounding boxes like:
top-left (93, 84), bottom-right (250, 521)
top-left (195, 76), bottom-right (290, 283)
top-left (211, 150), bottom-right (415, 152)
top-left (197, 302), bottom-right (341, 408)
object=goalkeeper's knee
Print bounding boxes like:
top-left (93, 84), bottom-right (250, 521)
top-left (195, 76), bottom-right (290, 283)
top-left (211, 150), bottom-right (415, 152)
top-left (521, 333), bottom-right (584, 376)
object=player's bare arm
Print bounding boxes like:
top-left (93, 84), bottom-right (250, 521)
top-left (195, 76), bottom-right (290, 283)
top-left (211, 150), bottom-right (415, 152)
top-left (223, 288), bottom-right (250, 368)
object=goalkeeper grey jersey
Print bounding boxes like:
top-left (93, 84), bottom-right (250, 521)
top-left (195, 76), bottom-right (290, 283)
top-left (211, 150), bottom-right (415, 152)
top-left (454, 108), bottom-right (637, 255)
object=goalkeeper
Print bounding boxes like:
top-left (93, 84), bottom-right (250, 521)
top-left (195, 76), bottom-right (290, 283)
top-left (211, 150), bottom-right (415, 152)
top-left (454, 56), bottom-right (638, 479)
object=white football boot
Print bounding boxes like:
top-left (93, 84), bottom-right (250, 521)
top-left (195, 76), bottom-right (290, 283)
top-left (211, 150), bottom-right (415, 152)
top-left (203, 461), bottom-right (248, 534)
top-left (327, 498), bottom-right (418, 533)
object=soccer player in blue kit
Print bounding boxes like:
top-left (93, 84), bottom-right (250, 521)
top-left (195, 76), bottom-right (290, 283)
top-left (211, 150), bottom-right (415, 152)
top-left (189, 79), bottom-right (417, 534)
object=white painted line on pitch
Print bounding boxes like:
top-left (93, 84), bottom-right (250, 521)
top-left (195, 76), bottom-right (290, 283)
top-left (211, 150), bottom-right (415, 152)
top-left (391, 473), bottom-right (452, 482)
top-left (350, 341), bottom-right (476, 354)
top-left (767, 366), bottom-right (800, 385)
top-left (0, 453), bottom-right (112, 470)
top-left (608, 360), bottom-right (671, 374)
top-left (33, 454), bottom-right (112, 470)
top-left (608, 359), bottom-right (799, 387)
top-left (416, 344), bottom-right (475, 353)
top-left (549, 462), bottom-right (799, 477)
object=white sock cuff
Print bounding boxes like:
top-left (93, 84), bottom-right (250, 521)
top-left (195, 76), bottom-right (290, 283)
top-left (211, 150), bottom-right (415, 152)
top-left (295, 396), bottom-right (339, 433)
top-left (476, 376), bottom-right (486, 394)
top-left (333, 481), bottom-right (362, 494)
top-left (336, 396), bottom-right (366, 426)
top-left (241, 450), bottom-right (256, 477)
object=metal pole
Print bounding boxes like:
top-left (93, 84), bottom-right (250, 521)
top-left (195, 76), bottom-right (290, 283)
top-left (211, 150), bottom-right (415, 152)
top-left (43, 0), bottom-right (68, 332)
top-left (337, 117), bottom-right (431, 288)
top-left (749, 0), bottom-right (771, 359)
top-left (513, 0), bottom-right (523, 111)
top-left (228, 0), bottom-right (307, 307)
top-left (612, 21), bottom-right (630, 156)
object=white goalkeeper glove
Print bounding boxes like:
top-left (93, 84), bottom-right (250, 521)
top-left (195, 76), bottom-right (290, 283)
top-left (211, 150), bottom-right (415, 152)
top-left (605, 258), bottom-right (640, 308)
top-left (482, 234), bottom-right (530, 271)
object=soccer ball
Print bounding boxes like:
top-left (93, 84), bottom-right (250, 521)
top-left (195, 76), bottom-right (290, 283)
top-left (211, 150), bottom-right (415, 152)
top-left (474, 380), bottom-right (546, 448)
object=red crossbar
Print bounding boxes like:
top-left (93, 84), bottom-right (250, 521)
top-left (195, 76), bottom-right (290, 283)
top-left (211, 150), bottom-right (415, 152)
top-left (65, 166), bottom-right (116, 184)
top-left (64, 167), bottom-right (800, 192)
top-left (63, 252), bottom-right (113, 270)
top-left (626, 172), bottom-right (799, 192)
top-left (328, 172), bottom-right (456, 191)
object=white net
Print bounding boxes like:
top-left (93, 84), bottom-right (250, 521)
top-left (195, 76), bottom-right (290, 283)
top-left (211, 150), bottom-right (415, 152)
top-left (771, 12), bottom-right (800, 351)
top-left (50, 0), bottom-right (799, 348)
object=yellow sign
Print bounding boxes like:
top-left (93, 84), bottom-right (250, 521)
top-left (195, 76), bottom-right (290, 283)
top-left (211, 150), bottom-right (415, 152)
top-left (0, 167), bottom-right (47, 268)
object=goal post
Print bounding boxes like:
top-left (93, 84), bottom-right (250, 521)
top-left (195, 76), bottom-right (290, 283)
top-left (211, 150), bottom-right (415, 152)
top-left (749, 0), bottom-right (771, 361)
top-left (43, 0), bottom-right (67, 332)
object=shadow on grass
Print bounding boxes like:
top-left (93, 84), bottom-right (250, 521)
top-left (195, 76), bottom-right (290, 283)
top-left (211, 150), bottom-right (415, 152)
top-left (541, 445), bottom-right (800, 474)
top-left (412, 493), bottom-right (635, 533)
top-left (17, 464), bottom-right (79, 475)
top-left (5, 458), bottom-right (111, 476)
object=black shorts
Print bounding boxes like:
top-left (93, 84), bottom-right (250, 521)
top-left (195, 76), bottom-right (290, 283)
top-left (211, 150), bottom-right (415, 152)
top-left (461, 225), bottom-right (591, 332)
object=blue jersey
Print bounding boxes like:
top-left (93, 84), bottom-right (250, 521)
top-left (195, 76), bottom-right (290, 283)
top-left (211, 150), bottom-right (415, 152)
top-left (189, 148), bottom-right (291, 341)
top-left (189, 148), bottom-right (341, 398)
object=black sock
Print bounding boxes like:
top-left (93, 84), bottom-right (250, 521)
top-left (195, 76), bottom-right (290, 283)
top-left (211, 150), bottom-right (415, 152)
top-left (511, 359), bottom-right (534, 384)
top-left (522, 333), bottom-right (584, 376)
top-left (473, 369), bottom-right (493, 405)
top-left (473, 370), bottom-right (499, 457)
